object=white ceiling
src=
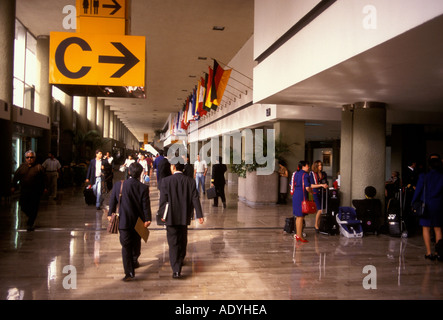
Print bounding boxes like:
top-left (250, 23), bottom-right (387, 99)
top-left (15, 1), bottom-right (443, 143)
top-left (16, 0), bottom-right (254, 141)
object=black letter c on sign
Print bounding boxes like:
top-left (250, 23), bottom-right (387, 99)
top-left (55, 37), bottom-right (92, 79)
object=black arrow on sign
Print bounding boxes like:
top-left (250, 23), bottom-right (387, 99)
top-left (102, 0), bottom-right (122, 15)
top-left (98, 42), bottom-right (140, 78)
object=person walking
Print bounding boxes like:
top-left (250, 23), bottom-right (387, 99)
top-left (194, 154), bottom-right (207, 194)
top-left (211, 156), bottom-right (227, 208)
top-left (42, 152), bottom-right (61, 200)
top-left (108, 162), bottom-right (152, 281)
top-left (412, 155), bottom-right (443, 261)
top-left (290, 161), bottom-right (312, 243)
top-left (11, 150), bottom-right (46, 231)
top-left (85, 149), bottom-right (104, 210)
top-left (159, 161), bottom-right (204, 278)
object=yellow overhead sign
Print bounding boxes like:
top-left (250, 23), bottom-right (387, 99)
top-left (49, 32), bottom-right (145, 87)
top-left (76, 0), bottom-right (126, 19)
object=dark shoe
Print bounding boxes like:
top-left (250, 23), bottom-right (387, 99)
top-left (122, 273), bottom-right (135, 281)
top-left (172, 272), bottom-right (182, 279)
top-left (425, 254), bottom-right (437, 261)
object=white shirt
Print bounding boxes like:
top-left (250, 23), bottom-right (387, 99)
top-left (42, 158), bottom-right (61, 172)
top-left (95, 159), bottom-right (102, 177)
top-left (194, 160), bottom-right (207, 173)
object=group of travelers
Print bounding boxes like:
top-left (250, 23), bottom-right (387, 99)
top-left (288, 154), bottom-right (443, 262)
top-left (11, 147), bottom-right (442, 281)
top-left (106, 148), bottom-right (226, 281)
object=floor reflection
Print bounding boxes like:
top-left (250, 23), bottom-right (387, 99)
top-left (1, 176), bottom-right (443, 300)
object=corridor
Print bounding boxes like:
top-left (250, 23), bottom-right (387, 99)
top-left (0, 172), bottom-right (442, 301)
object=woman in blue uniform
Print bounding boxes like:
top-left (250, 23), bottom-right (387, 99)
top-left (412, 155), bottom-right (443, 260)
top-left (290, 161), bottom-right (313, 242)
top-left (310, 160), bottom-right (329, 233)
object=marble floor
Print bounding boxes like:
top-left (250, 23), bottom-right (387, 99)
top-left (1, 172), bottom-right (442, 301)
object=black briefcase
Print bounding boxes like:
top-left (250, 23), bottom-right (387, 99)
top-left (206, 187), bottom-right (217, 199)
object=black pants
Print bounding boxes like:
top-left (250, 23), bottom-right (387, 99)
top-left (166, 225), bottom-right (188, 273)
top-left (213, 185), bottom-right (226, 206)
top-left (20, 192), bottom-right (41, 228)
top-left (119, 229), bottom-right (141, 276)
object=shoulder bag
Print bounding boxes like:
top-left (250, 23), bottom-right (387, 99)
top-left (108, 180), bottom-right (124, 234)
top-left (412, 177), bottom-right (427, 217)
top-left (301, 173), bottom-right (317, 214)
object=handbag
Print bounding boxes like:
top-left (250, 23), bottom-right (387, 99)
top-left (301, 173), bottom-right (317, 214)
top-left (206, 186), bottom-right (217, 199)
top-left (412, 177), bottom-right (427, 217)
top-left (107, 180), bottom-right (124, 234)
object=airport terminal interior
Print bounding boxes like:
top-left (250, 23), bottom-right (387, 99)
top-left (1, 0), bottom-right (443, 301)
top-left (1, 171), bottom-right (443, 301)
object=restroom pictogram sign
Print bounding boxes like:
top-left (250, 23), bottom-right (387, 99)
top-left (77, 0), bottom-right (125, 18)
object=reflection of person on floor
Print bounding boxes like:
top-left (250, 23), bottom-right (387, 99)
top-left (11, 150), bottom-right (47, 231)
top-left (160, 162), bottom-right (204, 279)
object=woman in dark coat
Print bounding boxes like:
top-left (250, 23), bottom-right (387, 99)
top-left (412, 156), bottom-right (443, 260)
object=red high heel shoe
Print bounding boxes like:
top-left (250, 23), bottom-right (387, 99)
top-left (294, 234), bottom-right (309, 243)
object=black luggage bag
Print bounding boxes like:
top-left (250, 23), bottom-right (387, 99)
top-left (318, 188), bottom-right (339, 235)
top-left (284, 217), bottom-right (294, 234)
top-left (352, 198), bottom-right (382, 235)
top-left (83, 186), bottom-right (95, 205)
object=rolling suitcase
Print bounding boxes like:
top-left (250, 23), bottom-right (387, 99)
top-left (352, 198), bottom-right (382, 235)
top-left (318, 188), bottom-right (339, 235)
top-left (283, 217), bottom-right (294, 234)
top-left (83, 186), bottom-right (96, 205)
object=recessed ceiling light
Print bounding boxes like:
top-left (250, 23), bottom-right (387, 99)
top-left (213, 26), bottom-right (225, 31)
top-left (198, 57), bottom-right (207, 60)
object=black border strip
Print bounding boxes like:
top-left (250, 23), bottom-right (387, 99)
top-left (255, 0), bottom-right (337, 63)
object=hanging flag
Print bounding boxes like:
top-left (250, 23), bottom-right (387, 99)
top-left (198, 76), bottom-right (207, 116)
top-left (205, 60), bottom-right (232, 111)
top-left (204, 67), bottom-right (214, 111)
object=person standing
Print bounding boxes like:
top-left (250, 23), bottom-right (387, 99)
top-left (157, 149), bottom-right (172, 189)
top-left (412, 155), bottom-right (443, 261)
top-left (290, 161), bottom-right (312, 242)
top-left (211, 157), bottom-right (227, 208)
top-left (108, 162), bottom-right (152, 281)
top-left (103, 151), bottom-right (114, 193)
top-left (194, 154), bottom-right (207, 194)
top-left (310, 160), bottom-right (329, 232)
top-left (277, 160), bottom-right (289, 204)
top-left (42, 152), bottom-right (61, 200)
top-left (159, 162), bottom-right (204, 278)
top-left (11, 150), bottom-right (46, 231)
top-left (85, 149), bottom-right (104, 210)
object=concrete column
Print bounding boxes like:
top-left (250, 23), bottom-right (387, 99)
top-left (87, 96), bottom-right (97, 132)
top-left (103, 105), bottom-right (110, 138)
top-left (96, 99), bottom-right (105, 136)
top-left (36, 35), bottom-right (51, 117)
top-left (109, 111), bottom-right (114, 139)
top-left (60, 94), bottom-right (74, 163)
top-left (340, 102), bottom-right (386, 209)
top-left (0, 0), bottom-right (15, 197)
top-left (77, 96), bottom-right (88, 134)
top-left (273, 120), bottom-right (305, 175)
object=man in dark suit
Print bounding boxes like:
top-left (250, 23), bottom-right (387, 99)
top-left (159, 161), bottom-right (204, 279)
top-left (157, 148), bottom-right (172, 189)
top-left (85, 149), bottom-right (104, 210)
top-left (211, 156), bottom-right (227, 208)
top-left (108, 162), bottom-right (152, 281)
